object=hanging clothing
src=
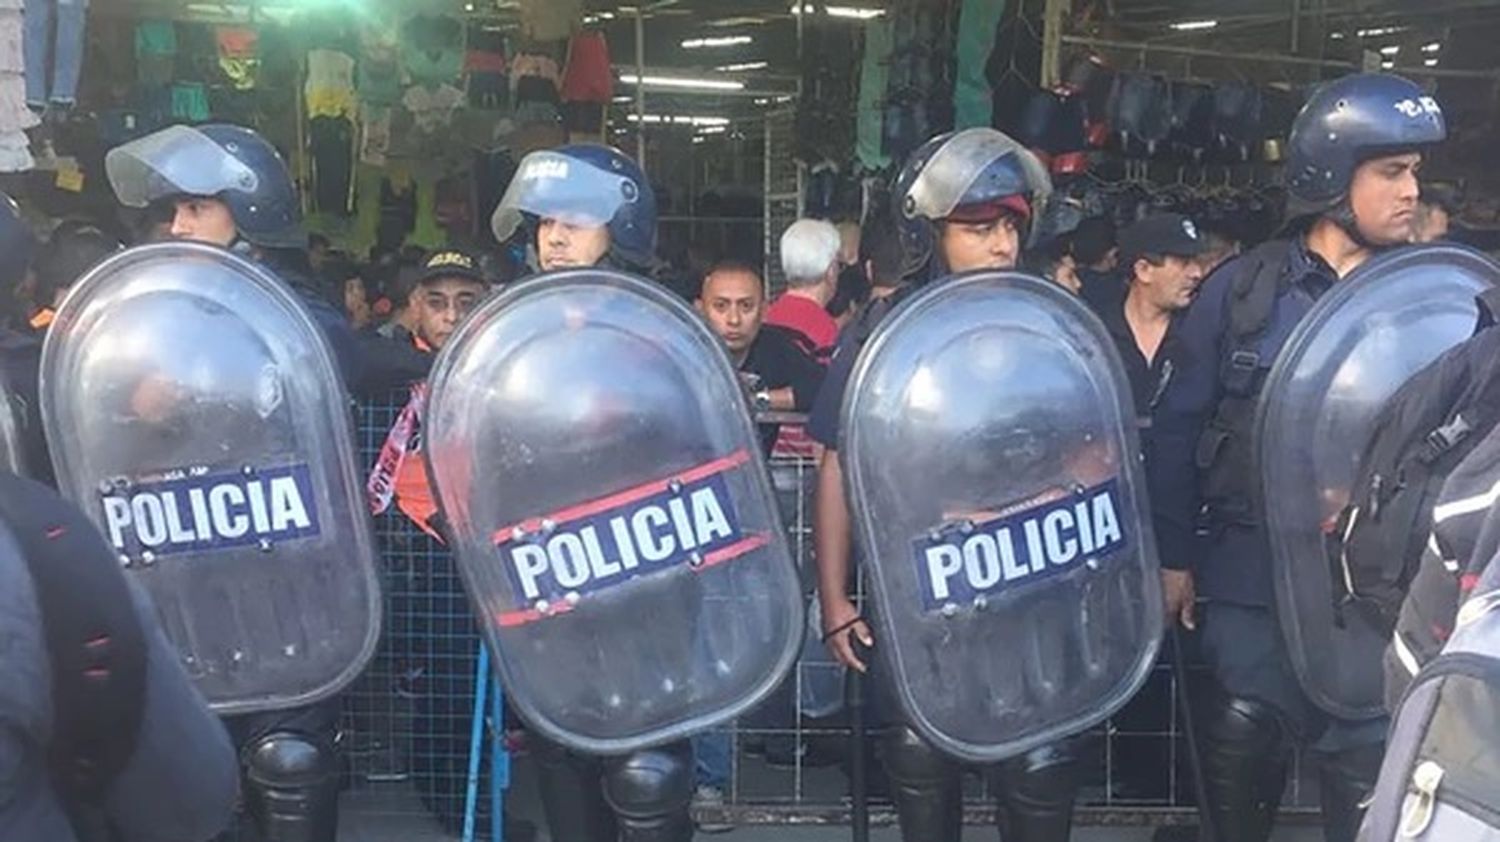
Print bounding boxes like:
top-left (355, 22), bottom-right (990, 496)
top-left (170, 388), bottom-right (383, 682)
top-left (360, 105), bottom-right (392, 167)
top-left (169, 82), bottom-right (209, 122)
top-left (25, 0), bottom-right (89, 107)
top-left (402, 83), bottom-right (465, 135)
top-left (954, 0), bottom-right (1004, 130)
top-left (215, 26), bottom-right (259, 90)
top-left (509, 53), bottom-right (560, 91)
top-left (559, 31), bottom-right (611, 104)
top-left (305, 49), bottom-right (357, 120)
top-left (309, 115), bottom-right (354, 215)
top-left (0, 74), bottom-right (36, 133)
top-left (856, 18), bottom-right (892, 170)
top-left (0, 10), bottom-right (21, 74)
top-left (465, 23), bottom-right (507, 110)
top-left (215, 26), bottom-right (256, 58)
top-left (401, 14), bottom-right (464, 86)
top-left (520, 0), bottom-right (582, 42)
top-left (0, 128), bottom-right (30, 172)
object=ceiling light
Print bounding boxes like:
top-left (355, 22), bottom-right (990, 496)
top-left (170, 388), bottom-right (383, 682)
top-left (619, 74), bottom-right (746, 91)
top-left (790, 4), bottom-right (886, 19)
top-left (1330, 31), bottom-right (1346, 39)
top-left (1357, 26), bottom-right (1408, 38)
top-left (1169, 20), bottom-right (1218, 31)
top-left (1379, 45), bottom-right (1400, 56)
top-left (1425, 58), bottom-right (1439, 67)
top-left (709, 16), bottom-right (768, 28)
top-left (1423, 42), bottom-right (1441, 53)
top-left (717, 61), bottom-right (769, 72)
top-left (1380, 59), bottom-right (1395, 69)
top-left (682, 35), bottom-right (753, 49)
top-left (625, 114), bottom-right (732, 127)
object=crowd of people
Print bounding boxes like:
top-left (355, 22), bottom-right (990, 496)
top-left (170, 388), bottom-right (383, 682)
top-left (0, 68), bottom-right (1489, 842)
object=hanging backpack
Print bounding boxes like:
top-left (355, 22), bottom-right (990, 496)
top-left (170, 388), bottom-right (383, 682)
top-left (1329, 289), bottom-right (1500, 641)
top-left (1360, 559), bottom-right (1500, 841)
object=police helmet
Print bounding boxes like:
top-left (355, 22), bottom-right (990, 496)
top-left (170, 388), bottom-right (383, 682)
top-left (491, 144), bottom-right (659, 270)
top-left (893, 128), bottom-right (1052, 279)
top-left (106, 124), bottom-right (305, 249)
top-left (1286, 73), bottom-right (1446, 210)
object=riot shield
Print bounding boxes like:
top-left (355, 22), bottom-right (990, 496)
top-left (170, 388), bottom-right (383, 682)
top-left (0, 370), bottom-right (27, 476)
top-left (423, 268), bottom-right (803, 755)
top-left (1257, 243), bottom-right (1500, 719)
top-left (41, 242), bottom-right (382, 714)
top-left (842, 270), bottom-right (1162, 763)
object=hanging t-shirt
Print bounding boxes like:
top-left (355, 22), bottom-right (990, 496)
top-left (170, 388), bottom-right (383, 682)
top-left (401, 14), bottom-right (464, 86)
top-left (305, 49), bottom-right (357, 120)
top-left (403, 83), bottom-right (465, 135)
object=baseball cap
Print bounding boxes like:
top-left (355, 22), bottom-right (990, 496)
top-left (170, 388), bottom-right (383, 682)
top-left (1118, 213), bottom-right (1208, 262)
top-left (416, 249), bottom-right (487, 286)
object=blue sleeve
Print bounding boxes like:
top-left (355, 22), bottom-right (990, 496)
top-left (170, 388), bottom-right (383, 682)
top-left (1147, 259), bottom-right (1235, 572)
top-left (303, 297), bottom-right (366, 390)
top-left (807, 335), bottom-right (859, 449)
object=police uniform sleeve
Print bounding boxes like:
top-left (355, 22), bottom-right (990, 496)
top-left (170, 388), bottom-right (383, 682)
top-left (1147, 260), bottom-right (1235, 572)
top-left (807, 334), bottom-right (858, 449)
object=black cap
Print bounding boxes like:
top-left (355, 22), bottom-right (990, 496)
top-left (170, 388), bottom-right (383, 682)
top-left (1119, 213), bottom-right (1208, 263)
top-left (417, 249), bottom-right (488, 286)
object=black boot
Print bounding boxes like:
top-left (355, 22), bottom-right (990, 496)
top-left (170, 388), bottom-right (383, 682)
top-left (993, 740), bottom-right (1080, 842)
top-left (603, 742), bottom-right (695, 842)
top-left (882, 726), bottom-right (963, 842)
top-left (1201, 693), bottom-right (1292, 842)
top-left (242, 731), bottom-right (340, 842)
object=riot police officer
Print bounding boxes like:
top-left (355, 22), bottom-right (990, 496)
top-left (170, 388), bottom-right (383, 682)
top-left (1149, 73), bottom-right (1446, 842)
top-left (489, 143), bottom-right (695, 842)
top-left (809, 128), bottom-right (1086, 842)
top-left (103, 122), bottom-right (365, 842)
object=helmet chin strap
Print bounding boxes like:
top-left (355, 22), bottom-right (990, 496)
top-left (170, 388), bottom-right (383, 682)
top-left (1328, 197), bottom-right (1380, 252)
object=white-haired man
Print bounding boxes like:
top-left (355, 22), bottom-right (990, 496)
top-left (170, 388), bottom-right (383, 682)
top-left (769, 218), bottom-right (841, 363)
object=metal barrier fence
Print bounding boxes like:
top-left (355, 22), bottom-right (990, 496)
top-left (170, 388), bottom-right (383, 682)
top-left (329, 394), bottom-right (1320, 839)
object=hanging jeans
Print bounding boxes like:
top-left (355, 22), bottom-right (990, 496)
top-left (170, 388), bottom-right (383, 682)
top-left (25, 0), bottom-right (88, 107)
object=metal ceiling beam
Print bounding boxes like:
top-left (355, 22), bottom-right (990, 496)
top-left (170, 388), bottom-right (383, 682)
top-left (1063, 34), bottom-right (1500, 79)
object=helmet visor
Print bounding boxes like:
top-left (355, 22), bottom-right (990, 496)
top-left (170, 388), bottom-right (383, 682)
top-left (904, 129), bottom-right (1052, 225)
top-left (105, 125), bottom-right (261, 208)
top-left (491, 150), bottom-right (637, 243)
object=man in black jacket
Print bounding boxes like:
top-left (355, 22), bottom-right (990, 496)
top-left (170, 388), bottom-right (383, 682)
top-left (697, 260), bottom-right (825, 455)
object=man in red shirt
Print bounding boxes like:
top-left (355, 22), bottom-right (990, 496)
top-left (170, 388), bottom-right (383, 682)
top-left (767, 218), bottom-right (842, 363)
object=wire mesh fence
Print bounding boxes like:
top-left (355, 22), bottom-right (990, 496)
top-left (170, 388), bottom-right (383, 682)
top-left (316, 395), bottom-right (1322, 839)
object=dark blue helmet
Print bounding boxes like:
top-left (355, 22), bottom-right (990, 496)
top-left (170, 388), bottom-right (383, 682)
top-left (106, 123), bottom-right (305, 249)
top-left (491, 144), bottom-right (658, 270)
top-left (893, 129), bottom-right (1052, 278)
top-left (1286, 73), bottom-right (1446, 209)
